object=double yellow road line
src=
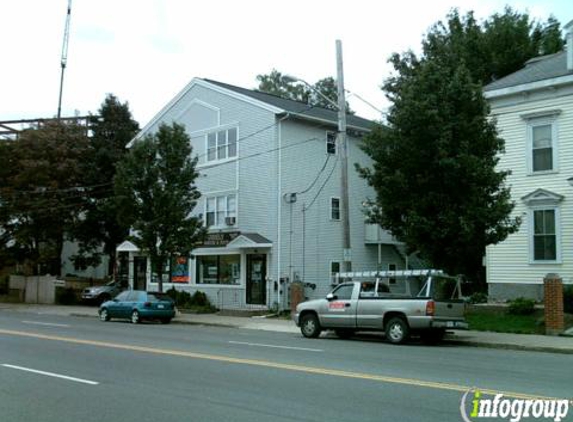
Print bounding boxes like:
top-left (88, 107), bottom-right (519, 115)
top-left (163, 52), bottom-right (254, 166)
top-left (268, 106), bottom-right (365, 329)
top-left (0, 328), bottom-right (560, 401)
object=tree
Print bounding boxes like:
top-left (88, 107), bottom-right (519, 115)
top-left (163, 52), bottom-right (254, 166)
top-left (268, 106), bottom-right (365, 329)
top-left (256, 70), bottom-right (352, 112)
top-left (114, 122), bottom-right (205, 292)
top-left (424, 8), bottom-right (565, 85)
top-left (70, 94), bottom-right (139, 275)
top-left (359, 47), bottom-right (520, 286)
top-left (0, 121), bottom-right (90, 275)
top-left (256, 69), bottom-right (309, 103)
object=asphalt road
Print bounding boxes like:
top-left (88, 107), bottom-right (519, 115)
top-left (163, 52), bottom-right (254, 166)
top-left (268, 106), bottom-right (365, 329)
top-left (0, 310), bottom-right (571, 422)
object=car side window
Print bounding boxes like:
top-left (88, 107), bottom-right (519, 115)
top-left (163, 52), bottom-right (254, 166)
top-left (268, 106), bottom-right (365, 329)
top-left (332, 284), bottom-right (354, 300)
top-left (127, 291), bottom-right (144, 302)
top-left (115, 291), bottom-right (130, 301)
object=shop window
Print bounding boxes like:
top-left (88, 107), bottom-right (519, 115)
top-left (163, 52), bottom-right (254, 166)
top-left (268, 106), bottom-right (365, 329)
top-left (197, 254), bottom-right (241, 285)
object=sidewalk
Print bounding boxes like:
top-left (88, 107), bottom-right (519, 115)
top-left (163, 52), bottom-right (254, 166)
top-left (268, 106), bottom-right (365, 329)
top-left (1, 303), bottom-right (572, 354)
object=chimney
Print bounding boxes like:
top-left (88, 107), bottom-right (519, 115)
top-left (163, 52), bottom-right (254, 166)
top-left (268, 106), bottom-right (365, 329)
top-left (566, 19), bottom-right (573, 71)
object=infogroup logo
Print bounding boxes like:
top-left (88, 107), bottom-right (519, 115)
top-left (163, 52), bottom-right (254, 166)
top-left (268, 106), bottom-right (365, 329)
top-left (460, 389), bottom-right (571, 422)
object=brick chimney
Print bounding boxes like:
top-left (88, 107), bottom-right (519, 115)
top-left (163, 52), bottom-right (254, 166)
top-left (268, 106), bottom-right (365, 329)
top-left (566, 19), bottom-right (573, 71)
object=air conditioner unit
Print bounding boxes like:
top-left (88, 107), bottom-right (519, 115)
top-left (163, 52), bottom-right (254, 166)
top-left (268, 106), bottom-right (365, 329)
top-left (225, 216), bottom-right (236, 226)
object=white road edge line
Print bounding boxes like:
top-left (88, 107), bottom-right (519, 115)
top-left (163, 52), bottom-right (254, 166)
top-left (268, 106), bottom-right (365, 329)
top-left (228, 341), bottom-right (323, 352)
top-left (22, 321), bottom-right (70, 328)
top-left (2, 364), bottom-right (99, 385)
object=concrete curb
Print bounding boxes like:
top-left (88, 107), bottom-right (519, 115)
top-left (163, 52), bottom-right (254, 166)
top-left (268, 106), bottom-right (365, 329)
top-left (444, 339), bottom-right (573, 355)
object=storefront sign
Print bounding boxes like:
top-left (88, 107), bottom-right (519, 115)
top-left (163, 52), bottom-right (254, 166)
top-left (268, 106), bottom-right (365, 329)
top-left (199, 231), bottom-right (240, 247)
top-left (171, 256), bottom-right (190, 283)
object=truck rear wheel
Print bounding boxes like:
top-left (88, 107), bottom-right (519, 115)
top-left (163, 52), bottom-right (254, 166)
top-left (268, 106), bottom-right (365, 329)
top-left (385, 317), bottom-right (409, 344)
top-left (300, 314), bottom-right (321, 338)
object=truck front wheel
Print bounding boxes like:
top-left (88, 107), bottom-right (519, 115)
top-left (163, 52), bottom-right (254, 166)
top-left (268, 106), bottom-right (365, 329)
top-left (385, 317), bottom-right (409, 344)
top-left (300, 314), bottom-right (321, 338)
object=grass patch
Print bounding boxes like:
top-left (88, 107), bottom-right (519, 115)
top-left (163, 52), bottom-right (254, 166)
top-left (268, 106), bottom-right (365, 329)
top-left (466, 307), bottom-right (544, 334)
top-left (467, 306), bottom-right (573, 335)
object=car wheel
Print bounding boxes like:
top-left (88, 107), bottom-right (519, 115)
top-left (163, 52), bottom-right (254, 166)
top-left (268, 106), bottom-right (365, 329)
top-left (131, 310), bottom-right (140, 324)
top-left (300, 313), bottom-right (321, 338)
top-left (421, 329), bottom-right (445, 345)
top-left (99, 308), bottom-right (110, 322)
top-left (334, 329), bottom-right (354, 339)
top-left (160, 318), bottom-right (172, 324)
top-left (385, 317), bottom-right (409, 344)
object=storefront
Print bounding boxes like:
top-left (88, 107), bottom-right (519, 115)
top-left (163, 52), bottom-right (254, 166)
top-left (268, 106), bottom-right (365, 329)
top-left (117, 232), bottom-right (273, 309)
top-left (190, 232), bottom-right (272, 308)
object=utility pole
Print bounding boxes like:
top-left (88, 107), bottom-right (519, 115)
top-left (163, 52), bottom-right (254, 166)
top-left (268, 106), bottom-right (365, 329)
top-left (57, 0), bottom-right (72, 120)
top-left (336, 40), bottom-right (351, 272)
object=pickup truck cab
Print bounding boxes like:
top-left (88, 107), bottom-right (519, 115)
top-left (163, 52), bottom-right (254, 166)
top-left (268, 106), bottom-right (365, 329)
top-left (294, 270), bottom-right (468, 344)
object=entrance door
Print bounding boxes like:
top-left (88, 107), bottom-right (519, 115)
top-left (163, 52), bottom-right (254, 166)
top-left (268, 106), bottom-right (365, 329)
top-left (133, 257), bottom-right (147, 290)
top-left (246, 254), bottom-right (267, 305)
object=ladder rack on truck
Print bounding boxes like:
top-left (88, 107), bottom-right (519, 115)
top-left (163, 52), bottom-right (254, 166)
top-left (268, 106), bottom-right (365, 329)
top-left (334, 269), bottom-right (445, 298)
top-left (335, 269), bottom-right (443, 281)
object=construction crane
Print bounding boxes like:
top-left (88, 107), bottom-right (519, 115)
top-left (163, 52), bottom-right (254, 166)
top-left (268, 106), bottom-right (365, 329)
top-left (57, 0), bottom-right (72, 120)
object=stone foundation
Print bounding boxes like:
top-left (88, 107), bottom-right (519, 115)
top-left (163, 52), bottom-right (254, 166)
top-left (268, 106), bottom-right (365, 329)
top-left (487, 283), bottom-right (544, 302)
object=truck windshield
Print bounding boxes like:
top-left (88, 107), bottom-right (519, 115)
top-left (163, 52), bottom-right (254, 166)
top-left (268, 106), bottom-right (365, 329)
top-left (430, 276), bottom-right (460, 301)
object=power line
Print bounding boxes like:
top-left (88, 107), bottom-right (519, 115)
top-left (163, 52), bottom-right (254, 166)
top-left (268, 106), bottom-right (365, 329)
top-left (296, 154), bottom-right (331, 195)
top-left (304, 155), bottom-right (340, 211)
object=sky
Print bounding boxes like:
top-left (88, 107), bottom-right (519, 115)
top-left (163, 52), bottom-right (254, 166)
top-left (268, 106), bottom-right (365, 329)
top-left (0, 0), bottom-right (571, 126)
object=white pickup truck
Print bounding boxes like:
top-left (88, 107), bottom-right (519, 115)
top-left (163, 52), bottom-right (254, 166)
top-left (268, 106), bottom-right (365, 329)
top-left (294, 270), bottom-right (468, 344)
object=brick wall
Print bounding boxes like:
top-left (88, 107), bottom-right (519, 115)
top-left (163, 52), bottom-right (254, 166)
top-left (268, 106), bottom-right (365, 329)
top-left (544, 273), bottom-right (564, 336)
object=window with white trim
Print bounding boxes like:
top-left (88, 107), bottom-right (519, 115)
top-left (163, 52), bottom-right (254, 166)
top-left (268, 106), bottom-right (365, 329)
top-left (532, 208), bottom-right (558, 261)
top-left (527, 119), bottom-right (557, 173)
top-left (326, 131), bottom-right (337, 155)
top-left (330, 197), bottom-right (340, 220)
top-left (206, 127), bottom-right (237, 162)
top-left (205, 194), bottom-right (237, 227)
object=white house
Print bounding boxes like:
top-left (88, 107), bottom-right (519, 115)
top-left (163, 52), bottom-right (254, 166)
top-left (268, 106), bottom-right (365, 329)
top-left (123, 78), bottom-right (413, 310)
top-left (484, 20), bottom-right (573, 300)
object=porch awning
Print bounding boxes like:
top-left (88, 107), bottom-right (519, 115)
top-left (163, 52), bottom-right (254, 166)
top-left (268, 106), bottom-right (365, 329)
top-left (116, 240), bottom-right (140, 253)
top-left (226, 233), bottom-right (272, 249)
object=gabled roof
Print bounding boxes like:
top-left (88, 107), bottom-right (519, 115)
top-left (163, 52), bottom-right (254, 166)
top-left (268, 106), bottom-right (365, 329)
top-left (131, 78), bottom-right (375, 147)
top-left (484, 51), bottom-right (573, 92)
top-left (201, 78), bottom-right (374, 131)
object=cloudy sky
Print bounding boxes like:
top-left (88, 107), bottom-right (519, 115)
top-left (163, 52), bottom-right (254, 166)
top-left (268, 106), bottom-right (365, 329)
top-left (1, 0), bottom-right (570, 125)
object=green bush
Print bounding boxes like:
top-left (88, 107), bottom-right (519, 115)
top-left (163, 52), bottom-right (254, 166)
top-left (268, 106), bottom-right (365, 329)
top-left (468, 292), bottom-right (488, 304)
top-left (166, 288), bottom-right (192, 307)
top-left (165, 288), bottom-right (214, 311)
top-left (564, 286), bottom-right (573, 314)
top-left (55, 287), bottom-right (79, 305)
top-left (190, 291), bottom-right (209, 307)
top-left (508, 297), bottom-right (536, 316)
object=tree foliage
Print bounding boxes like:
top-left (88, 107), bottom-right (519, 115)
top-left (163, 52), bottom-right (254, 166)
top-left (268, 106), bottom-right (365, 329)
top-left (0, 121), bottom-right (90, 275)
top-left (114, 123), bottom-right (205, 292)
top-left (71, 94), bottom-right (139, 274)
top-left (256, 69), bottom-right (352, 112)
top-left (357, 8), bottom-right (553, 285)
top-left (424, 8), bottom-right (564, 85)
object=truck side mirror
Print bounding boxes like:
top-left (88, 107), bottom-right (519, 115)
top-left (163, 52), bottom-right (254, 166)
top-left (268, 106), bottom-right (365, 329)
top-left (326, 293), bottom-right (335, 301)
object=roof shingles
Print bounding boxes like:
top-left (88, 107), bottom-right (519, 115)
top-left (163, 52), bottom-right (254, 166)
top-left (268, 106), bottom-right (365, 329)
top-left (484, 51), bottom-right (572, 92)
top-left (202, 78), bottom-right (374, 130)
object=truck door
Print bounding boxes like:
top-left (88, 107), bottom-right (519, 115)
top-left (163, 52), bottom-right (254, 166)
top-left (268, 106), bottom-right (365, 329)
top-left (321, 283), bottom-right (356, 328)
top-left (356, 282), bottom-right (385, 329)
